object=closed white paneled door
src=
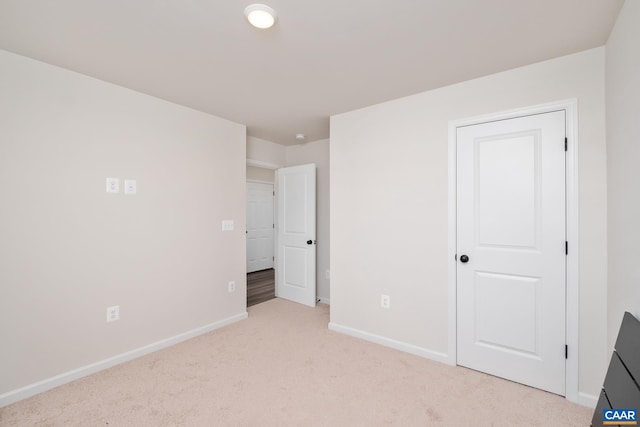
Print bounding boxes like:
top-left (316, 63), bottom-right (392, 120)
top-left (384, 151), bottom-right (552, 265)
top-left (276, 164), bottom-right (316, 307)
top-left (457, 111), bottom-right (566, 395)
top-left (246, 182), bottom-right (274, 273)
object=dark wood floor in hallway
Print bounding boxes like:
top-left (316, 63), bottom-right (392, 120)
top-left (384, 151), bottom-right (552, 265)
top-left (247, 268), bottom-right (275, 307)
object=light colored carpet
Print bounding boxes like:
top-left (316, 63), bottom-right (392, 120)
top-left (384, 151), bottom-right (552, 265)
top-left (1, 298), bottom-right (591, 426)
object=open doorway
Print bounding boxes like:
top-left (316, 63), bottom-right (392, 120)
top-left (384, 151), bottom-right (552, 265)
top-left (246, 163), bottom-right (318, 308)
top-left (246, 165), bottom-right (276, 307)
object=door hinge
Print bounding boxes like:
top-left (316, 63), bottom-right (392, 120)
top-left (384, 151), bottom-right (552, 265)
top-left (273, 224), bottom-right (275, 228)
top-left (565, 345), bottom-right (568, 359)
top-left (564, 137), bottom-right (568, 152)
top-left (565, 241), bottom-right (568, 255)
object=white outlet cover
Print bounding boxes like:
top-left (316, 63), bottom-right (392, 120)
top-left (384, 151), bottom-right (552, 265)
top-left (380, 294), bottom-right (390, 309)
top-left (106, 177), bottom-right (119, 193)
top-left (124, 179), bottom-right (137, 195)
top-left (228, 281), bottom-right (236, 293)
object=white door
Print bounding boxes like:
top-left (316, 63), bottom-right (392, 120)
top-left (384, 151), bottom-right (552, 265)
top-left (457, 111), bottom-right (566, 395)
top-left (246, 182), bottom-right (274, 273)
top-left (276, 164), bottom-right (316, 307)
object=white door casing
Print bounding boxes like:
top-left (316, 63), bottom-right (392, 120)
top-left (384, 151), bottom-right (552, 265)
top-left (456, 111), bottom-right (567, 395)
top-left (276, 164), bottom-right (316, 307)
top-left (246, 182), bottom-right (274, 273)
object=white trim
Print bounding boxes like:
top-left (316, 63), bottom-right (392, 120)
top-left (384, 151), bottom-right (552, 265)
top-left (246, 178), bottom-right (274, 185)
top-left (0, 312), bottom-right (248, 408)
top-left (447, 99), bottom-right (580, 403)
top-left (317, 297), bottom-right (330, 305)
top-left (564, 99), bottom-right (580, 404)
top-left (446, 121), bottom-right (458, 367)
top-left (246, 159), bottom-right (281, 170)
top-left (328, 322), bottom-right (449, 365)
top-left (577, 392), bottom-right (598, 409)
top-left (274, 169), bottom-right (280, 294)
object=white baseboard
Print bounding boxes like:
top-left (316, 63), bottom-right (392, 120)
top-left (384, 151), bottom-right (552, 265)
top-left (328, 322), bottom-right (450, 365)
top-left (0, 312), bottom-right (248, 408)
top-left (329, 323), bottom-right (596, 408)
top-left (577, 392), bottom-right (598, 408)
top-left (317, 297), bottom-right (330, 305)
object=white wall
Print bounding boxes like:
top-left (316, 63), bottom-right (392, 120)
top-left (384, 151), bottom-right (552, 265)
top-left (0, 51), bottom-right (247, 402)
top-left (247, 136), bottom-right (285, 168)
top-left (286, 140), bottom-right (330, 302)
top-left (606, 0), bottom-right (640, 349)
top-left (330, 48), bottom-right (607, 401)
top-left (246, 165), bottom-right (275, 183)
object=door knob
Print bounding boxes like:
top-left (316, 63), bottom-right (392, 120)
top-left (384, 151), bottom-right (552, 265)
top-left (307, 240), bottom-right (313, 245)
top-left (460, 255), bottom-right (469, 263)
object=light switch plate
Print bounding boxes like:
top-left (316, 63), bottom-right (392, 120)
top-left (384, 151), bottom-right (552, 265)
top-left (124, 179), bottom-right (137, 195)
top-left (106, 177), bottom-right (119, 193)
top-left (221, 220), bottom-right (234, 231)
top-left (106, 305), bottom-right (120, 322)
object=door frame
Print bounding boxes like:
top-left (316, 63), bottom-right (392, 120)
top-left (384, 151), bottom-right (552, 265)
top-left (447, 99), bottom-right (579, 403)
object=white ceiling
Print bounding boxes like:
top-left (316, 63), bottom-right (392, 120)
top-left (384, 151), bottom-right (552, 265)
top-left (0, 0), bottom-right (624, 145)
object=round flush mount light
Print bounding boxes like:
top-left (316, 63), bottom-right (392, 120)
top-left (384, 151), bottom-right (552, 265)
top-left (244, 4), bottom-right (277, 29)
top-left (295, 133), bottom-right (306, 141)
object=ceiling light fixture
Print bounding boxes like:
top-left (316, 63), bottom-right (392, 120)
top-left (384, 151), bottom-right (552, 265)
top-left (295, 133), bottom-right (306, 141)
top-left (244, 4), bottom-right (277, 29)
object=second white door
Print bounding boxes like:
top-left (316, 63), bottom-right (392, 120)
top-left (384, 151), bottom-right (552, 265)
top-left (456, 111), bottom-right (566, 395)
top-left (246, 182), bottom-right (274, 273)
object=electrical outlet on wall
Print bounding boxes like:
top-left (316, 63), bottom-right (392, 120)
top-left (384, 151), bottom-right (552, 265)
top-left (228, 281), bottom-right (236, 293)
top-left (106, 305), bottom-right (120, 322)
top-left (380, 294), bottom-right (390, 309)
top-left (106, 177), bottom-right (119, 193)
